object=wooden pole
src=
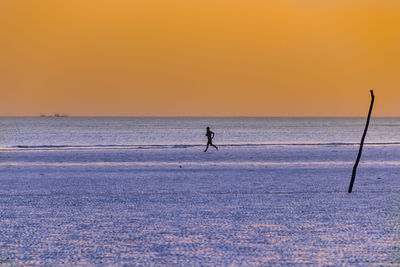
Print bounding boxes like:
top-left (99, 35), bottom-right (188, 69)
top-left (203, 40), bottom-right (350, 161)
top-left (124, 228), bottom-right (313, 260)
top-left (348, 90), bottom-right (375, 193)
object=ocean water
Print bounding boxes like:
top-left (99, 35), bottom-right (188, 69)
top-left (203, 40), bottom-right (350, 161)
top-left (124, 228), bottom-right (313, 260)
top-left (1, 117), bottom-right (399, 265)
top-left (1, 117), bottom-right (400, 149)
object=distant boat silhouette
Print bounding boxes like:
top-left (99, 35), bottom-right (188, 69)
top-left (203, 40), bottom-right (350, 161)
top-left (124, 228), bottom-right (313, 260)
top-left (39, 114), bottom-right (68, 118)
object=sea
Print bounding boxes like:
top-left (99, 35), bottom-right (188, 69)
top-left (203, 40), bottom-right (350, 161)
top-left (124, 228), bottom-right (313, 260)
top-left (1, 117), bottom-right (399, 265)
top-left (1, 117), bottom-right (400, 149)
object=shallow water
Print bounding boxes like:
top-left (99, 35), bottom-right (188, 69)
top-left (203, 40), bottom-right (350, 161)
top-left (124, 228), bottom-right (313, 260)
top-left (1, 117), bottom-right (400, 148)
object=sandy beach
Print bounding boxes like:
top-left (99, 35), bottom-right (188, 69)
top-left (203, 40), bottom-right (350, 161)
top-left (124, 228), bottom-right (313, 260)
top-left (1, 144), bottom-right (399, 265)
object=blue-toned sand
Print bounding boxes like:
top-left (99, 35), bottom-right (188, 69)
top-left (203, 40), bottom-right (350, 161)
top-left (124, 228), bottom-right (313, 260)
top-left (0, 144), bottom-right (399, 265)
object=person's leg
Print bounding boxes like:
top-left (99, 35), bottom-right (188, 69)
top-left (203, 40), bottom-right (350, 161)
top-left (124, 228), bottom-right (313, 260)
top-left (204, 143), bottom-right (209, 152)
top-left (209, 140), bottom-right (218, 150)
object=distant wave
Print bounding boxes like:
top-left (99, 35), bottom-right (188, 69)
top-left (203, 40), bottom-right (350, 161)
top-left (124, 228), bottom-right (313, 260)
top-left (5, 142), bottom-right (400, 150)
top-left (12, 144), bottom-right (199, 149)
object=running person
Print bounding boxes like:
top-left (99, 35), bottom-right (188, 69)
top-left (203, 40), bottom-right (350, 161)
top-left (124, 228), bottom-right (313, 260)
top-left (204, 127), bottom-right (218, 152)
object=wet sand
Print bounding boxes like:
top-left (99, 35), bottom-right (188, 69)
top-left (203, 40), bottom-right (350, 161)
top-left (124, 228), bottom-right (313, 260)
top-left (0, 145), bottom-right (399, 265)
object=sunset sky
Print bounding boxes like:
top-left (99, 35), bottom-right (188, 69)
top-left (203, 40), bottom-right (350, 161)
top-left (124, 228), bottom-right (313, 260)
top-left (1, 0), bottom-right (399, 116)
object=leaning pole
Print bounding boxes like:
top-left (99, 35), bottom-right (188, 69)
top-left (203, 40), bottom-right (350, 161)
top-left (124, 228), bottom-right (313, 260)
top-left (348, 90), bottom-right (375, 193)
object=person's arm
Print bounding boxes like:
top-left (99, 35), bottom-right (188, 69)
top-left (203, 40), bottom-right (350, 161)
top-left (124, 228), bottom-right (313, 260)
top-left (211, 131), bottom-right (215, 139)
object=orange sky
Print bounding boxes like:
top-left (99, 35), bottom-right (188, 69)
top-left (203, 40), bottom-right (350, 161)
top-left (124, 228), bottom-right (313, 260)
top-left (0, 0), bottom-right (399, 116)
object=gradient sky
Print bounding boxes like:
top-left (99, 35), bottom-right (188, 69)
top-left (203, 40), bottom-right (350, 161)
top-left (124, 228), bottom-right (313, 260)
top-left (1, 0), bottom-right (399, 116)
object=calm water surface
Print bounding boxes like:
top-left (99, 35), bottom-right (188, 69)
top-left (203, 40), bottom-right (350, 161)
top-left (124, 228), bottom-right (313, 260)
top-left (1, 117), bottom-right (400, 148)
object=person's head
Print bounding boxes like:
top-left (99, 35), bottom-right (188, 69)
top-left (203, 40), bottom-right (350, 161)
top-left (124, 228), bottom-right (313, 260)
top-left (206, 127), bottom-right (210, 130)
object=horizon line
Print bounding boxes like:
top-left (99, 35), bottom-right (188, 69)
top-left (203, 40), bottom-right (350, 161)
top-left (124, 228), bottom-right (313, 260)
top-left (1, 115), bottom-right (399, 118)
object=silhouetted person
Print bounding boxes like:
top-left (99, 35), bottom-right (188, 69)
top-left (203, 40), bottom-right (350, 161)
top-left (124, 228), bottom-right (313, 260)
top-left (204, 127), bottom-right (218, 152)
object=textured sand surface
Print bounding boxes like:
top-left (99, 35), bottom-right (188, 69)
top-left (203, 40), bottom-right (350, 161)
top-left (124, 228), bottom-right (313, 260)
top-left (0, 146), bottom-right (399, 265)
